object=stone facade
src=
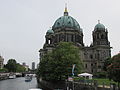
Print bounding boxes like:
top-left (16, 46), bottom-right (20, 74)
top-left (0, 56), bottom-right (4, 69)
top-left (39, 8), bottom-right (111, 73)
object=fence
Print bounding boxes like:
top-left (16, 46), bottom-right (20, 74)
top-left (37, 78), bottom-right (120, 90)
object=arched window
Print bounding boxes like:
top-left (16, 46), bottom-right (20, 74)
top-left (68, 21), bottom-right (71, 24)
top-left (97, 33), bottom-right (99, 39)
top-left (90, 54), bottom-right (93, 59)
top-left (101, 34), bottom-right (104, 39)
top-left (85, 64), bottom-right (87, 68)
top-left (57, 22), bottom-right (60, 26)
top-left (48, 39), bottom-right (51, 44)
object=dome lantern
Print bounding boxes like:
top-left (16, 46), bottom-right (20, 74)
top-left (64, 4), bottom-right (68, 16)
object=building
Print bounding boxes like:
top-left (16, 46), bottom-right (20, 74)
top-left (22, 62), bottom-right (26, 66)
top-left (32, 62), bottom-right (35, 70)
top-left (22, 62), bottom-right (29, 71)
top-left (39, 7), bottom-right (111, 73)
top-left (0, 56), bottom-right (4, 69)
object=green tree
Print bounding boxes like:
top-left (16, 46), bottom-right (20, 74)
top-left (103, 57), bottom-right (111, 71)
top-left (0, 68), bottom-right (8, 72)
top-left (107, 53), bottom-right (120, 88)
top-left (5, 59), bottom-right (17, 72)
top-left (16, 63), bottom-right (26, 72)
top-left (37, 42), bottom-right (83, 81)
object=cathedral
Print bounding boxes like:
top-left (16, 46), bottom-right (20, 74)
top-left (39, 7), bottom-right (111, 73)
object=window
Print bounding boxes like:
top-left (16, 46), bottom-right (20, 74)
top-left (91, 64), bottom-right (93, 66)
top-left (101, 34), bottom-right (104, 39)
top-left (68, 21), bottom-right (71, 24)
top-left (48, 40), bottom-right (50, 44)
top-left (97, 33), bottom-right (99, 39)
top-left (57, 22), bottom-right (60, 25)
top-left (91, 69), bottom-right (93, 73)
top-left (98, 65), bottom-right (101, 68)
top-left (85, 64), bottom-right (87, 68)
top-left (90, 55), bottom-right (93, 59)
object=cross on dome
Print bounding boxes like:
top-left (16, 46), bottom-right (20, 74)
top-left (64, 3), bottom-right (68, 16)
top-left (98, 20), bottom-right (100, 24)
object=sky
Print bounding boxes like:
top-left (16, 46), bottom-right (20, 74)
top-left (0, 0), bottom-right (120, 68)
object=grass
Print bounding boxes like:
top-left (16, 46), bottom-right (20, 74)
top-left (93, 78), bottom-right (117, 86)
top-left (73, 77), bottom-right (117, 86)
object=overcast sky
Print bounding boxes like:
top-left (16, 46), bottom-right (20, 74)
top-left (0, 0), bottom-right (120, 68)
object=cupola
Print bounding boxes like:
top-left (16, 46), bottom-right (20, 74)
top-left (46, 28), bottom-right (54, 34)
top-left (52, 6), bottom-right (81, 31)
top-left (94, 20), bottom-right (105, 31)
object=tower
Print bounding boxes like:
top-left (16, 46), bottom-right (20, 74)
top-left (32, 62), bottom-right (35, 70)
top-left (93, 20), bottom-right (110, 46)
top-left (45, 28), bottom-right (54, 45)
top-left (91, 21), bottom-right (111, 72)
top-left (0, 56), bottom-right (4, 69)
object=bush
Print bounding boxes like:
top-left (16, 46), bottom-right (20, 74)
top-left (0, 68), bottom-right (8, 72)
top-left (93, 72), bottom-right (107, 78)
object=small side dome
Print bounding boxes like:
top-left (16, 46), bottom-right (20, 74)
top-left (94, 20), bottom-right (105, 30)
top-left (80, 28), bottom-right (83, 32)
top-left (46, 29), bottom-right (54, 34)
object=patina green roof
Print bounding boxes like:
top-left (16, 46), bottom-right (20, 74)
top-left (94, 23), bottom-right (105, 30)
top-left (52, 7), bottom-right (80, 30)
top-left (52, 15), bottom-right (80, 30)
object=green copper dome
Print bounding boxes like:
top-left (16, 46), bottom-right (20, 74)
top-left (46, 29), bottom-right (54, 34)
top-left (94, 21), bottom-right (105, 30)
top-left (52, 8), bottom-right (80, 30)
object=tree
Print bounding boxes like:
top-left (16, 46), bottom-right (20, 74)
top-left (107, 53), bottom-right (120, 88)
top-left (5, 59), bottom-right (26, 72)
top-left (0, 68), bottom-right (8, 72)
top-left (37, 42), bottom-right (83, 81)
top-left (5, 59), bottom-right (17, 72)
top-left (16, 63), bottom-right (26, 72)
top-left (103, 57), bottom-right (111, 71)
top-left (102, 57), bottom-right (112, 78)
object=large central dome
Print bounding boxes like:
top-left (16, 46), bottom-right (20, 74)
top-left (52, 7), bottom-right (80, 30)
